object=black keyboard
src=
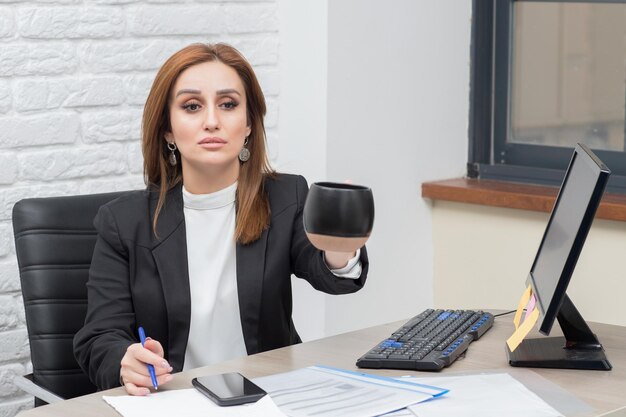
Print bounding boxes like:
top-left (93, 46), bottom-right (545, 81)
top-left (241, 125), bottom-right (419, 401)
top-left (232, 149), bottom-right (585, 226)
top-left (356, 309), bottom-right (494, 371)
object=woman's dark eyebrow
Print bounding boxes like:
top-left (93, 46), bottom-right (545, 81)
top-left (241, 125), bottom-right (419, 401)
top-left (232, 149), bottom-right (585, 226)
top-left (175, 88), bottom-right (201, 98)
top-left (216, 88), bottom-right (241, 96)
top-left (174, 88), bottom-right (241, 98)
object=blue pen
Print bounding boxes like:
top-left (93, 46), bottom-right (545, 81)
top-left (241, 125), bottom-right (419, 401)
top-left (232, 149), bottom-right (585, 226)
top-left (137, 327), bottom-right (158, 390)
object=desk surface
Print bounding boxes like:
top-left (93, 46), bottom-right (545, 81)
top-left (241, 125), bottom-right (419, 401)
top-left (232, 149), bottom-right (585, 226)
top-left (19, 315), bottom-right (626, 417)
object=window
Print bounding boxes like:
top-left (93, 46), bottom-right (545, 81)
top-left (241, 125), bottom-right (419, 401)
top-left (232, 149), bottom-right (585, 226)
top-left (469, 0), bottom-right (626, 193)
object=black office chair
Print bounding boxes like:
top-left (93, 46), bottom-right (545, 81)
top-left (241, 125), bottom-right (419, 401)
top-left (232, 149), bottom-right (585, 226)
top-left (12, 191), bottom-right (127, 406)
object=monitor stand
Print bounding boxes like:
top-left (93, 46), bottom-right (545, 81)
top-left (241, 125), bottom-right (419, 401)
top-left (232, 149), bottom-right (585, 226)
top-left (507, 294), bottom-right (612, 370)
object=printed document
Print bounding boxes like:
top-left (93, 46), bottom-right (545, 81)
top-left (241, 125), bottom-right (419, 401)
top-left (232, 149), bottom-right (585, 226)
top-left (252, 365), bottom-right (447, 417)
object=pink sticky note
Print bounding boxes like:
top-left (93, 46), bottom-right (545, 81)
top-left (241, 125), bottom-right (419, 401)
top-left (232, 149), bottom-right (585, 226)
top-left (524, 294), bottom-right (537, 322)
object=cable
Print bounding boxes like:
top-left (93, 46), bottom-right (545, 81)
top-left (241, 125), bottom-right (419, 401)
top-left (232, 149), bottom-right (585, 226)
top-left (493, 309), bottom-right (518, 318)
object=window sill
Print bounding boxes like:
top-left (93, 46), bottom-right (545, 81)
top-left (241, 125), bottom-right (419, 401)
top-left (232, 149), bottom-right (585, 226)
top-left (421, 178), bottom-right (626, 222)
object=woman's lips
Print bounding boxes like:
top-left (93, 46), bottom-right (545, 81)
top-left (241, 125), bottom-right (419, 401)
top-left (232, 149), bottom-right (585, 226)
top-left (198, 137), bottom-right (226, 144)
top-left (198, 137), bottom-right (227, 149)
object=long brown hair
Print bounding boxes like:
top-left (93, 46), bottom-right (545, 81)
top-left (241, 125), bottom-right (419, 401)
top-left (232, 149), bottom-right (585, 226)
top-left (142, 43), bottom-right (274, 244)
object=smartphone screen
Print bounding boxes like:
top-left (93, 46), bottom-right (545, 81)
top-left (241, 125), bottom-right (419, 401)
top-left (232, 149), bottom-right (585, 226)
top-left (192, 372), bottom-right (266, 406)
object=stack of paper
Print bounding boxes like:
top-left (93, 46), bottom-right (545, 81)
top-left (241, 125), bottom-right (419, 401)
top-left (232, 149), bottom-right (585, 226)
top-left (103, 367), bottom-right (568, 417)
top-left (104, 366), bottom-right (447, 417)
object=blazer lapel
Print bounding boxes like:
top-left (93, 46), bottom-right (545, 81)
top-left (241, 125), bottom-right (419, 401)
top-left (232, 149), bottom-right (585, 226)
top-left (150, 185), bottom-right (191, 372)
top-left (236, 228), bottom-right (268, 354)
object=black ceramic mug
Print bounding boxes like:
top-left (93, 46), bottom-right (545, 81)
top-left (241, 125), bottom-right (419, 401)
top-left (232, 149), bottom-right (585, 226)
top-left (303, 182), bottom-right (375, 252)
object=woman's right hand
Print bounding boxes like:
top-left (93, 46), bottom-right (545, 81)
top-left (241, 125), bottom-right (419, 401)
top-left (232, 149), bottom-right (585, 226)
top-left (119, 338), bottom-right (174, 395)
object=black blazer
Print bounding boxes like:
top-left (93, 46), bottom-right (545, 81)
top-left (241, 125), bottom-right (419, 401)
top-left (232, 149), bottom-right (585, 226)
top-left (73, 174), bottom-right (368, 390)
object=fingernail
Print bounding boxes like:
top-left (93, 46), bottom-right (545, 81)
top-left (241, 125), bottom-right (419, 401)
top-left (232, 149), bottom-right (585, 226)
top-left (160, 361), bottom-right (170, 369)
top-left (145, 337), bottom-right (152, 341)
top-left (168, 366), bottom-right (173, 372)
top-left (165, 375), bottom-right (173, 382)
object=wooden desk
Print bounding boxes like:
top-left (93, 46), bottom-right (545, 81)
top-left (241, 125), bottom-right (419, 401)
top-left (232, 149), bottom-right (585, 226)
top-left (18, 316), bottom-right (626, 416)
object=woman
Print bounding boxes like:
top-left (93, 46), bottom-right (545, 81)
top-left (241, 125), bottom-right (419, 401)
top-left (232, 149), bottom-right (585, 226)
top-left (73, 43), bottom-right (369, 396)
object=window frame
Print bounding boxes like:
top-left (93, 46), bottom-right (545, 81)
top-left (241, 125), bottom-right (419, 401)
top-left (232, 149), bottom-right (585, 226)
top-left (469, 0), bottom-right (626, 193)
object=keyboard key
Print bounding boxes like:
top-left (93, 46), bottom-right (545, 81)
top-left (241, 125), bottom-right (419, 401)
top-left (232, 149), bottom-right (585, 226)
top-left (364, 353), bottom-right (388, 360)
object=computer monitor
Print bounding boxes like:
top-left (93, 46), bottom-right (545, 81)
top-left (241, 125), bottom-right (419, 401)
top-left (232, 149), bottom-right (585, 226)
top-left (506, 143), bottom-right (612, 370)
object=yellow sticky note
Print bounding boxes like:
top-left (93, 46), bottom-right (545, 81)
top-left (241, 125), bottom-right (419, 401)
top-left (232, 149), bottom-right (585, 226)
top-left (513, 285), bottom-right (532, 329)
top-left (507, 306), bottom-right (539, 352)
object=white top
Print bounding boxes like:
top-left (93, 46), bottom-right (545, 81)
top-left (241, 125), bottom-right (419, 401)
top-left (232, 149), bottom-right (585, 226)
top-left (182, 182), bottom-right (246, 370)
top-left (182, 182), bottom-right (362, 370)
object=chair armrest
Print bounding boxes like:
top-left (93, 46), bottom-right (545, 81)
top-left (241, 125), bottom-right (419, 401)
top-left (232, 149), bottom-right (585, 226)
top-left (14, 374), bottom-right (64, 404)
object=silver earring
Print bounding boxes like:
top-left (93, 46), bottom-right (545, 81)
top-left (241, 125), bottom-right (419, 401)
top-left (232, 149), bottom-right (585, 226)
top-left (167, 142), bottom-right (177, 166)
top-left (238, 137), bottom-right (250, 162)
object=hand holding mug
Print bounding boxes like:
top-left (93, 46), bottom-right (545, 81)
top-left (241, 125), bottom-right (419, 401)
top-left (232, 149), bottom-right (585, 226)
top-left (303, 182), bottom-right (375, 253)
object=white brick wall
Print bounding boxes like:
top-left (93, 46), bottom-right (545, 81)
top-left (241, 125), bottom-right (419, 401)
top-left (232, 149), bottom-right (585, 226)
top-left (0, 1), bottom-right (279, 415)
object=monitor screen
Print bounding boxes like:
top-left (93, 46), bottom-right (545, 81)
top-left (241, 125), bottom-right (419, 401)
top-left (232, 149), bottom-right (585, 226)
top-left (529, 145), bottom-right (609, 335)
top-left (508, 143), bottom-right (612, 370)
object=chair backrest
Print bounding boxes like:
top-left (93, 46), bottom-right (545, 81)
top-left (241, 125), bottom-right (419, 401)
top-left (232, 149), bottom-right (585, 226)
top-left (12, 191), bottom-right (127, 401)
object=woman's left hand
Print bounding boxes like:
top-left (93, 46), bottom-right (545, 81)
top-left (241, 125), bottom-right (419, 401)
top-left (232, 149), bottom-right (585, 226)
top-left (324, 250), bottom-right (357, 269)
